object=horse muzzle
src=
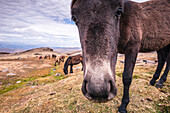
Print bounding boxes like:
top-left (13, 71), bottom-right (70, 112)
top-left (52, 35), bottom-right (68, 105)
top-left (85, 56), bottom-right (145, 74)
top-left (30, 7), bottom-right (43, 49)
top-left (81, 74), bottom-right (117, 102)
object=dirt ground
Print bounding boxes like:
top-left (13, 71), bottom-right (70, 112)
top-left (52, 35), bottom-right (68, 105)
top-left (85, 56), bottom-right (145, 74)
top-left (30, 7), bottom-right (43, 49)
top-left (0, 52), bottom-right (169, 113)
top-left (0, 58), bottom-right (54, 85)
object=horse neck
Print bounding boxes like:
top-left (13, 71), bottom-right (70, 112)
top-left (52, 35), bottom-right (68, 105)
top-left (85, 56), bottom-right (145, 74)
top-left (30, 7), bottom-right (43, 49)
top-left (63, 57), bottom-right (71, 71)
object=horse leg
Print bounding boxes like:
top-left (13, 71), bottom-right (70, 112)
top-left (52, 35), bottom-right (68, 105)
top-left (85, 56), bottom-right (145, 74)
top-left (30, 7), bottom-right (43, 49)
top-left (81, 61), bottom-right (83, 71)
top-left (150, 49), bottom-right (166, 86)
top-left (64, 65), bottom-right (68, 75)
top-left (61, 59), bottom-right (64, 62)
top-left (70, 64), bottom-right (73, 73)
top-left (54, 61), bottom-right (57, 66)
top-left (64, 69), bottom-right (68, 75)
top-left (118, 48), bottom-right (138, 113)
top-left (156, 52), bottom-right (170, 88)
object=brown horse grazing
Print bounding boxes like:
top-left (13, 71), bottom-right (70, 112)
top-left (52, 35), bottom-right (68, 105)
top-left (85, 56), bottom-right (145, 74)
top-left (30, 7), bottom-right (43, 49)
top-left (44, 55), bottom-right (50, 59)
top-left (71, 0), bottom-right (170, 112)
top-left (52, 54), bottom-right (57, 59)
top-left (54, 55), bottom-right (65, 66)
top-left (63, 54), bottom-right (83, 75)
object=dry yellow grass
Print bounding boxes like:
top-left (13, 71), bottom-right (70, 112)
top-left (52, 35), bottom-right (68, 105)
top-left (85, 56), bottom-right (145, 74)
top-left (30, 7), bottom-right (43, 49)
top-left (0, 52), bottom-right (169, 113)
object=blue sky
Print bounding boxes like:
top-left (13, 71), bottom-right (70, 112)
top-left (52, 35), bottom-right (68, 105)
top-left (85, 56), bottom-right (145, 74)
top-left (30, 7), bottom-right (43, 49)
top-left (0, 0), bottom-right (150, 48)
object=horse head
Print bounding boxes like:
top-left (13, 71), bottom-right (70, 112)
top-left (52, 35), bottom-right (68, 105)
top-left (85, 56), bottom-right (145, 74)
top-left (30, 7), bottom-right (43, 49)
top-left (71, 0), bottom-right (124, 102)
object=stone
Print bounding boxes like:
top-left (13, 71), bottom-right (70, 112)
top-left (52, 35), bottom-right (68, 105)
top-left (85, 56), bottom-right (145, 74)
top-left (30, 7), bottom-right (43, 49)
top-left (6, 73), bottom-right (16, 76)
top-left (16, 81), bottom-right (21, 83)
top-left (50, 92), bottom-right (56, 95)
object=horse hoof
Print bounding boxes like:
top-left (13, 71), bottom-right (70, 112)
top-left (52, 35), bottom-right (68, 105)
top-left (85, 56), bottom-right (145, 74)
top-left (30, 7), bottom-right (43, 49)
top-left (118, 107), bottom-right (127, 113)
top-left (155, 82), bottom-right (163, 89)
top-left (148, 82), bottom-right (154, 86)
top-left (149, 80), bottom-right (156, 86)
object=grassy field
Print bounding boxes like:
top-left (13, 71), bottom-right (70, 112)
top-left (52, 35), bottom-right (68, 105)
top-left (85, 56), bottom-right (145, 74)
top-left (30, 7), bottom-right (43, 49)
top-left (0, 52), bottom-right (169, 113)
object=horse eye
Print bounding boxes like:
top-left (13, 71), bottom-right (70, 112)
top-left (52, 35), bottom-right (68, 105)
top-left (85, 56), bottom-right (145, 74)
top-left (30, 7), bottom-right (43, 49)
top-left (116, 8), bottom-right (123, 16)
top-left (72, 16), bottom-right (77, 22)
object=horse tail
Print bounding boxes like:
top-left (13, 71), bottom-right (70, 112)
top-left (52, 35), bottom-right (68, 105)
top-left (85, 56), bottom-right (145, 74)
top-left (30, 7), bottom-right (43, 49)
top-left (63, 56), bottom-right (72, 75)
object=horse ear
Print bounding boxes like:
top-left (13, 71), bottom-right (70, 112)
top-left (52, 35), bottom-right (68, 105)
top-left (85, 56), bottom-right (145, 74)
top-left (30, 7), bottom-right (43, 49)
top-left (71, 0), bottom-right (77, 8)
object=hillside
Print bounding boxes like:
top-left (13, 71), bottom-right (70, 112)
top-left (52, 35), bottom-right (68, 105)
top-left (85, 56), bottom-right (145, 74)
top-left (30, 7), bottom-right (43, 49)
top-left (0, 48), bottom-right (16, 53)
top-left (22, 47), bottom-right (53, 52)
top-left (17, 47), bottom-right (53, 55)
top-left (0, 52), bottom-right (169, 113)
top-left (0, 52), bottom-right (10, 54)
top-left (0, 47), bottom-right (59, 59)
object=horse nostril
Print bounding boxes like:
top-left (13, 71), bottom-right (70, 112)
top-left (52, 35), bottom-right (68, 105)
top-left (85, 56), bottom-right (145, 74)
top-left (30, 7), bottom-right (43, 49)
top-left (82, 80), bottom-right (87, 95)
top-left (108, 80), bottom-right (117, 100)
top-left (109, 80), bottom-right (113, 92)
top-left (82, 80), bottom-right (93, 100)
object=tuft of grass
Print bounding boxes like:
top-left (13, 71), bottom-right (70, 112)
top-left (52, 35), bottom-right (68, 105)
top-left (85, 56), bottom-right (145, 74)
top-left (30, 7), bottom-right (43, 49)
top-left (0, 77), bottom-right (39, 95)
top-left (69, 100), bottom-right (77, 110)
top-left (133, 74), bottom-right (140, 79)
top-left (116, 72), bottom-right (122, 77)
top-left (154, 95), bottom-right (170, 113)
top-left (54, 75), bottom-right (68, 80)
top-left (21, 107), bottom-right (31, 113)
top-left (42, 67), bottom-right (57, 78)
top-left (0, 84), bottom-right (21, 94)
top-left (0, 67), bottom-right (59, 95)
top-left (22, 77), bottom-right (38, 82)
top-left (147, 71), bottom-right (155, 75)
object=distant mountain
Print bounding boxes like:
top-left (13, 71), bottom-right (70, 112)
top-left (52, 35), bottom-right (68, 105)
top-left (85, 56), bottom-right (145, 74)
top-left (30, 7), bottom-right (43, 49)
top-left (0, 42), bottom-right (81, 50)
top-left (0, 48), bottom-right (15, 53)
top-left (0, 42), bottom-right (38, 50)
top-left (0, 42), bottom-right (81, 53)
top-left (21, 47), bottom-right (53, 53)
top-left (53, 47), bottom-right (81, 53)
top-left (0, 52), bottom-right (10, 54)
top-left (53, 47), bottom-right (81, 49)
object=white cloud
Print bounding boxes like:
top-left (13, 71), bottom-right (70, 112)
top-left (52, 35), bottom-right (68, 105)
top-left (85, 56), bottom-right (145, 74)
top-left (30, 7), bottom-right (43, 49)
top-left (0, 0), bottom-right (80, 48)
top-left (0, 33), bottom-right (23, 37)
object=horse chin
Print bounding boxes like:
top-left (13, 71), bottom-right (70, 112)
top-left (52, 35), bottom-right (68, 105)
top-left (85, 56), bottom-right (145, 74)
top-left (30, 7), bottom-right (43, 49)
top-left (83, 90), bottom-right (116, 103)
top-left (91, 100), bottom-right (107, 103)
top-left (86, 95), bottom-right (114, 103)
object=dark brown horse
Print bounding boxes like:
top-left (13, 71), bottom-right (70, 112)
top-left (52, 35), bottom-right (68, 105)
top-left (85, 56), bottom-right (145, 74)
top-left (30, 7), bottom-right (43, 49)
top-left (44, 55), bottom-right (50, 59)
top-left (71, 0), bottom-right (170, 112)
top-left (52, 54), bottom-right (57, 59)
top-left (63, 54), bottom-right (83, 75)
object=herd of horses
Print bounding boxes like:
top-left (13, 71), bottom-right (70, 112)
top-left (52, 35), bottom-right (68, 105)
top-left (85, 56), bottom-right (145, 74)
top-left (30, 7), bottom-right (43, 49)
top-left (71, 0), bottom-right (169, 112)
top-left (38, 54), bottom-right (83, 75)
